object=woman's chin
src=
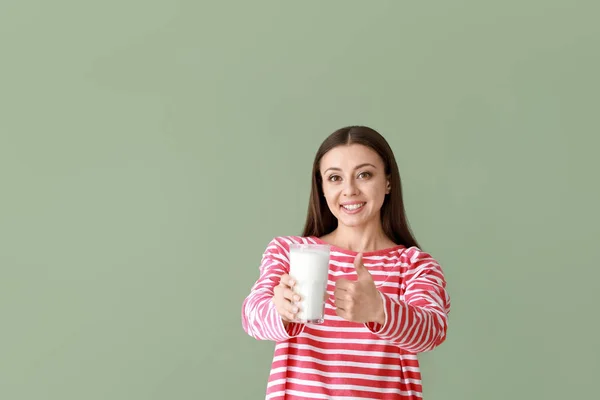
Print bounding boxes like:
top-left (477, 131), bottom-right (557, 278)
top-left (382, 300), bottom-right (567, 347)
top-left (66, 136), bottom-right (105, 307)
top-left (336, 215), bottom-right (368, 228)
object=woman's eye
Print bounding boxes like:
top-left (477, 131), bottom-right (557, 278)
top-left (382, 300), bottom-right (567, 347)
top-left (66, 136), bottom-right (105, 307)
top-left (328, 175), bottom-right (340, 182)
top-left (358, 171), bottom-right (372, 179)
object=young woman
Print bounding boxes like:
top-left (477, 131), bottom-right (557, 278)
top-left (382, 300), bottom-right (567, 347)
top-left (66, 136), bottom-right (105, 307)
top-left (242, 126), bottom-right (451, 400)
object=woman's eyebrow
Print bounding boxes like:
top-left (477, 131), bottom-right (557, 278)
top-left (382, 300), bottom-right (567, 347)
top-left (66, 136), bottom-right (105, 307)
top-left (323, 163), bottom-right (377, 175)
top-left (354, 163), bottom-right (376, 170)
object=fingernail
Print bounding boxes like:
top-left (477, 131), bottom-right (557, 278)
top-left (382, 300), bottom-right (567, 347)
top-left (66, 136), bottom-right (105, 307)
top-left (289, 280), bottom-right (295, 286)
top-left (293, 307), bottom-right (298, 312)
top-left (294, 295), bottom-right (300, 301)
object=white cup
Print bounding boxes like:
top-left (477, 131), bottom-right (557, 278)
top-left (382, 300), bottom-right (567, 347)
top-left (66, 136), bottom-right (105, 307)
top-left (288, 243), bottom-right (331, 324)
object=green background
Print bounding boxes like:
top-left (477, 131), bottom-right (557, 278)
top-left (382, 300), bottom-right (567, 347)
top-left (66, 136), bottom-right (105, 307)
top-left (1, 1), bottom-right (599, 399)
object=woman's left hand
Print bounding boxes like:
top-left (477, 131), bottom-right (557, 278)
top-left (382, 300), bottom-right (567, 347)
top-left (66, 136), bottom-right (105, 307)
top-left (334, 253), bottom-right (385, 324)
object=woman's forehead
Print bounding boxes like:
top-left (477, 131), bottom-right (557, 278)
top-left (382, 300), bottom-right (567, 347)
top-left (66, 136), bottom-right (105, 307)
top-left (320, 144), bottom-right (383, 170)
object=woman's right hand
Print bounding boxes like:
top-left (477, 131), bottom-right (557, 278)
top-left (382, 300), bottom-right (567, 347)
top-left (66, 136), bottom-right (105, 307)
top-left (272, 274), bottom-right (301, 323)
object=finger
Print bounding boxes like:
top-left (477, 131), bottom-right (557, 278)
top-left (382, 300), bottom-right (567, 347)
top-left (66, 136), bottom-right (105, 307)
top-left (335, 283), bottom-right (354, 297)
top-left (334, 293), bottom-right (351, 302)
top-left (335, 278), bottom-right (353, 290)
top-left (283, 288), bottom-right (301, 302)
top-left (282, 311), bottom-right (295, 321)
top-left (334, 298), bottom-right (349, 310)
top-left (353, 253), bottom-right (371, 280)
top-left (276, 303), bottom-right (295, 322)
top-left (285, 301), bottom-right (300, 321)
top-left (276, 301), bottom-right (296, 321)
top-left (286, 301), bottom-right (300, 314)
top-left (280, 274), bottom-right (295, 288)
top-left (334, 288), bottom-right (351, 300)
top-left (355, 252), bottom-right (363, 268)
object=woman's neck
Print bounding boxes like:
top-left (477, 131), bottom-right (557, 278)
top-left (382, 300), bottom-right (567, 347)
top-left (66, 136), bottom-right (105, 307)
top-left (323, 222), bottom-right (394, 253)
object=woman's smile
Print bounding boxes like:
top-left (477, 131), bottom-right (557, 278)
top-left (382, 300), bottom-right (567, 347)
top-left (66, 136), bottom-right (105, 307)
top-left (340, 202), bottom-right (366, 213)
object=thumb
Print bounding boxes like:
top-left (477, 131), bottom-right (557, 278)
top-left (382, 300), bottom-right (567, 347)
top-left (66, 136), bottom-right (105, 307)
top-left (353, 253), bottom-right (372, 281)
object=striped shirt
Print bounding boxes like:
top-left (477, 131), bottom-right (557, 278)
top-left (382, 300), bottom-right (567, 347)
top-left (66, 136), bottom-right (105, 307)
top-left (242, 235), bottom-right (450, 400)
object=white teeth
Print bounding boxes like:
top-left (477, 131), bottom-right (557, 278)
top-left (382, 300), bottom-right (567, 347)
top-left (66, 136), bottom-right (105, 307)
top-left (342, 203), bottom-right (365, 210)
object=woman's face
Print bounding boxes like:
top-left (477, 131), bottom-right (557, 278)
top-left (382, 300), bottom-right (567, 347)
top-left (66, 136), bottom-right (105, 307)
top-left (319, 144), bottom-right (390, 229)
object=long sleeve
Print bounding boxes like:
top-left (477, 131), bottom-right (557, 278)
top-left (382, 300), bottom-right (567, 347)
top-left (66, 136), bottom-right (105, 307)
top-left (242, 238), bottom-right (306, 341)
top-left (365, 247), bottom-right (450, 353)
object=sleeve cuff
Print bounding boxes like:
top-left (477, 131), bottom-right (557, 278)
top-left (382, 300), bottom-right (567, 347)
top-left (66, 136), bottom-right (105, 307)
top-left (365, 291), bottom-right (402, 337)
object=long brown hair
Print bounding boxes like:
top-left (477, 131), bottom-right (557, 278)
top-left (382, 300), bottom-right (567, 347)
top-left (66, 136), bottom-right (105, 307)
top-left (301, 126), bottom-right (421, 249)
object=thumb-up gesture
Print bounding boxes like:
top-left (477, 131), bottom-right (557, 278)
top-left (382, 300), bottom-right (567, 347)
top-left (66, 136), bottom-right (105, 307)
top-left (334, 253), bottom-right (385, 324)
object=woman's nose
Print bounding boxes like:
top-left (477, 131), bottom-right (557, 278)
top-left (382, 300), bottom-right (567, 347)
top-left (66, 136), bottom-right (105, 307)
top-left (342, 179), bottom-right (359, 196)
